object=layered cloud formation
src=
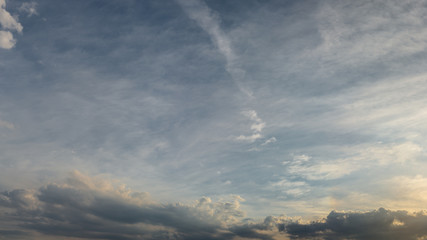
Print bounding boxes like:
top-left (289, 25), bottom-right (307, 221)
top-left (2, 172), bottom-right (427, 240)
top-left (0, 172), bottom-right (284, 240)
top-left (1, 0), bottom-right (427, 239)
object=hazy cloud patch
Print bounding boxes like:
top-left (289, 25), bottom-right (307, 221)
top-left (282, 142), bottom-right (424, 180)
top-left (0, 118), bottom-right (14, 130)
top-left (18, 2), bottom-right (38, 17)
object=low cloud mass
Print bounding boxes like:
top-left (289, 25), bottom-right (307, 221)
top-left (1, 172), bottom-right (427, 240)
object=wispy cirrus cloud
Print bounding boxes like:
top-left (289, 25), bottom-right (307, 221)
top-left (176, 0), bottom-right (252, 97)
top-left (282, 142), bottom-right (424, 181)
top-left (309, 0), bottom-right (427, 70)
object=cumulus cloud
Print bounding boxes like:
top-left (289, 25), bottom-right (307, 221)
top-left (0, 171), bottom-right (284, 240)
top-left (0, 0), bottom-right (23, 49)
top-left (2, 172), bottom-right (427, 240)
top-left (0, 0), bottom-right (22, 32)
top-left (0, 30), bottom-right (15, 49)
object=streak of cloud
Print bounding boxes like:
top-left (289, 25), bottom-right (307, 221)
top-left (176, 0), bottom-right (253, 97)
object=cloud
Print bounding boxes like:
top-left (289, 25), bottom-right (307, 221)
top-left (0, 171), bottom-right (284, 240)
top-left (0, 118), bottom-right (14, 129)
top-left (270, 179), bottom-right (310, 197)
top-left (0, 30), bottom-right (15, 49)
top-left (310, 0), bottom-right (427, 68)
top-left (261, 137), bottom-right (276, 146)
top-left (235, 110), bottom-right (266, 143)
top-left (282, 142), bottom-right (424, 180)
top-left (176, 0), bottom-right (252, 97)
top-left (0, 0), bottom-right (23, 49)
top-left (18, 2), bottom-right (38, 17)
top-left (3, 172), bottom-right (427, 240)
top-left (284, 208), bottom-right (427, 240)
top-left (0, 0), bottom-right (22, 32)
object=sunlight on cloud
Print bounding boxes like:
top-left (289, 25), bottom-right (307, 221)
top-left (2, 0), bottom-right (427, 238)
top-left (0, 0), bottom-right (24, 49)
top-left (235, 110), bottom-right (265, 143)
top-left (381, 175), bottom-right (427, 210)
top-left (0, 30), bottom-right (15, 49)
top-left (0, 172), bottom-right (289, 240)
top-left (282, 142), bottom-right (423, 180)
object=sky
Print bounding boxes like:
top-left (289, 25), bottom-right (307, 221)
top-left (1, 0), bottom-right (427, 239)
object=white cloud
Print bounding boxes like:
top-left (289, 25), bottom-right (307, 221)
top-left (288, 160), bottom-right (355, 180)
top-left (271, 179), bottom-right (310, 197)
top-left (292, 154), bottom-right (311, 162)
top-left (0, 30), bottom-right (15, 49)
top-left (0, 0), bottom-right (23, 32)
top-left (262, 137), bottom-right (276, 146)
top-left (243, 110), bottom-right (265, 133)
top-left (236, 133), bottom-right (262, 143)
top-left (0, 0), bottom-right (23, 49)
top-left (235, 110), bottom-right (266, 143)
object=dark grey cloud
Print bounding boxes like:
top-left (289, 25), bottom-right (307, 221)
top-left (0, 172), bottom-right (283, 240)
top-left (3, 173), bottom-right (427, 240)
top-left (285, 208), bottom-right (427, 240)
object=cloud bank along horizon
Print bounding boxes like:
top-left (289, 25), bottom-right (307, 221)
top-left (1, 0), bottom-right (427, 239)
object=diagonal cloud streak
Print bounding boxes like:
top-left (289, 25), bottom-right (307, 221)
top-left (176, 0), bottom-right (253, 97)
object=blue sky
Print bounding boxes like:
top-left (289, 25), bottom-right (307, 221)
top-left (2, 0), bottom-right (427, 239)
